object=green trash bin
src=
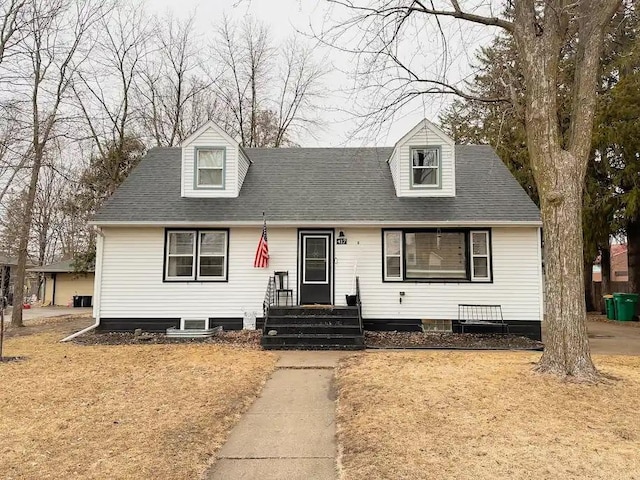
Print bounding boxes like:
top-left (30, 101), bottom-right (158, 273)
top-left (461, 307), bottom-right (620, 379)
top-left (604, 295), bottom-right (615, 320)
top-left (613, 293), bottom-right (638, 321)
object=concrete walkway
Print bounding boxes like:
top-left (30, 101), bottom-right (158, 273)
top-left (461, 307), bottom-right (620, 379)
top-left (206, 351), bottom-right (349, 480)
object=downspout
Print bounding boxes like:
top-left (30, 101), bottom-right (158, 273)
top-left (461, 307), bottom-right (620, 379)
top-left (61, 226), bottom-right (105, 342)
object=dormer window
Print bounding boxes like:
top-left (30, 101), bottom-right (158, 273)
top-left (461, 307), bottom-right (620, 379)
top-left (411, 147), bottom-right (440, 188)
top-left (196, 148), bottom-right (225, 188)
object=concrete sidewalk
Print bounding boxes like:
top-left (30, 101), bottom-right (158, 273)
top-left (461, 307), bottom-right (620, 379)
top-left (206, 351), bottom-right (349, 480)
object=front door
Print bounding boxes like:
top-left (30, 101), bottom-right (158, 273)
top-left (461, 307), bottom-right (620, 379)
top-left (299, 231), bottom-right (333, 305)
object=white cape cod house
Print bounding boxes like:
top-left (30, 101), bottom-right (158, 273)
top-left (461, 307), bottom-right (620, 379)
top-left (90, 119), bottom-right (543, 346)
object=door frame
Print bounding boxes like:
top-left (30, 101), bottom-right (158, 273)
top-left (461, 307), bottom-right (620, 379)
top-left (297, 229), bottom-right (334, 305)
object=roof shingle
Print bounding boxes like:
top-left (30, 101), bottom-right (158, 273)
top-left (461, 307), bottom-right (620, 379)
top-left (92, 145), bottom-right (540, 224)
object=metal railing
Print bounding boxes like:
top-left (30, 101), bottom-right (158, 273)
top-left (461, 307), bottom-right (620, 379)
top-left (262, 276), bottom-right (276, 332)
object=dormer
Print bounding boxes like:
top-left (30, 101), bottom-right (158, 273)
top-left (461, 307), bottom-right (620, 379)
top-left (180, 121), bottom-right (251, 198)
top-left (388, 118), bottom-right (455, 197)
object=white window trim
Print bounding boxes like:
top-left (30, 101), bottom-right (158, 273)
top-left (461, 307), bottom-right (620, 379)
top-left (470, 230), bottom-right (491, 282)
top-left (383, 230), bottom-right (403, 281)
top-left (197, 230), bottom-right (228, 281)
top-left (196, 148), bottom-right (225, 188)
top-left (166, 230), bottom-right (196, 281)
top-left (410, 147), bottom-right (440, 188)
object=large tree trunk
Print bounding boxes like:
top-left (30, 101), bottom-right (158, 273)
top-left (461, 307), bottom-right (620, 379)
top-left (626, 218), bottom-right (640, 294)
top-left (511, 0), bottom-right (621, 381)
top-left (535, 157), bottom-right (597, 379)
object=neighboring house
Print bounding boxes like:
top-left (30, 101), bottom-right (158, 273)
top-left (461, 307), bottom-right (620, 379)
top-left (28, 260), bottom-right (95, 307)
top-left (0, 254), bottom-right (39, 305)
top-left (0, 254), bottom-right (17, 303)
top-left (90, 119), bottom-right (543, 340)
top-left (593, 244), bottom-right (628, 282)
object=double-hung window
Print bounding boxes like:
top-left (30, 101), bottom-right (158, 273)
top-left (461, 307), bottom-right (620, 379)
top-left (470, 231), bottom-right (491, 281)
top-left (382, 229), bottom-right (492, 282)
top-left (383, 231), bottom-right (403, 280)
top-left (198, 231), bottom-right (227, 279)
top-left (165, 229), bottom-right (228, 281)
top-left (196, 148), bottom-right (224, 188)
top-left (411, 147), bottom-right (440, 187)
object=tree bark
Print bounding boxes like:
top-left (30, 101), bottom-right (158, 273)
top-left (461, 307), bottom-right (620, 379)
top-left (511, 0), bottom-right (620, 381)
top-left (534, 156), bottom-right (597, 379)
top-left (626, 218), bottom-right (640, 294)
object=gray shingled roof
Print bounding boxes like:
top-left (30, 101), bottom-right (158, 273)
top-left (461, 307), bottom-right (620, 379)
top-left (27, 259), bottom-right (94, 273)
top-left (93, 145), bottom-right (540, 224)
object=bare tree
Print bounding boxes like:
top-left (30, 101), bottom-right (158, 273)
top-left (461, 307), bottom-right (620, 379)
top-left (214, 16), bottom-right (273, 147)
top-left (0, 0), bottom-right (28, 206)
top-left (0, 0), bottom-right (26, 64)
top-left (10, 0), bottom-right (109, 327)
top-left (136, 13), bottom-right (216, 147)
top-left (273, 39), bottom-right (326, 146)
top-left (73, 2), bottom-right (152, 157)
top-left (321, 0), bottom-right (622, 381)
top-left (214, 17), bottom-right (325, 147)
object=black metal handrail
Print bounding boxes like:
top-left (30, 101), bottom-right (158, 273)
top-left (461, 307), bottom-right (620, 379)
top-left (262, 276), bottom-right (276, 332)
top-left (355, 276), bottom-right (363, 333)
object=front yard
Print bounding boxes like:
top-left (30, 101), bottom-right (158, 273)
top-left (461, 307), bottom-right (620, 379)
top-left (0, 327), bottom-right (277, 480)
top-left (336, 351), bottom-right (640, 480)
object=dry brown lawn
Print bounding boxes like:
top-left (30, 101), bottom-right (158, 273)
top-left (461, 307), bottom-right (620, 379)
top-left (0, 331), bottom-right (277, 480)
top-left (336, 351), bottom-right (640, 480)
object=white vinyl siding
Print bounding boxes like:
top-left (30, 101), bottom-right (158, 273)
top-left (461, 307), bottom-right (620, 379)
top-left (334, 227), bottom-right (540, 322)
top-left (388, 151), bottom-right (400, 196)
top-left (238, 149), bottom-right (250, 191)
top-left (390, 120), bottom-right (456, 197)
top-left (98, 226), bottom-right (542, 324)
top-left (182, 125), bottom-right (239, 198)
top-left (100, 227), bottom-right (298, 319)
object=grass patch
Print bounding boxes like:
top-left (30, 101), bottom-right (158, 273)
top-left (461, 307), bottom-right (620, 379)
top-left (0, 331), bottom-right (277, 479)
top-left (336, 351), bottom-right (640, 480)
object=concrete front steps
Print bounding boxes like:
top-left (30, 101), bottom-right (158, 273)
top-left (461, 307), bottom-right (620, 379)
top-left (261, 306), bottom-right (365, 350)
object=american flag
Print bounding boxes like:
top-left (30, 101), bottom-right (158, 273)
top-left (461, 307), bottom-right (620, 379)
top-left (253, 215), bottom-right (269, 268)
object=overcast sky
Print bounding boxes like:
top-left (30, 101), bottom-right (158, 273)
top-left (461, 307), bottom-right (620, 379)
top-left (148, 0), bottom-right (496, 147)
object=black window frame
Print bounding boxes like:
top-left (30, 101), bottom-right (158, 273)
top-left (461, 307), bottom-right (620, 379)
top-left (381, 228), bottom-right (493, 283)
top-left (163, 228), bottom-right (230, 282)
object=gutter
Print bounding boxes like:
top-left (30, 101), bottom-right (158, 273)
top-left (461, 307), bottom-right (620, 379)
top-left (61, 226), bottom-right (105, 342)
top-left (89, 219), bottom-right (543, 228)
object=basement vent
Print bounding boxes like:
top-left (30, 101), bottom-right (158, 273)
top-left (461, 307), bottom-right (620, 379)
top-left (421, 319), bottom-right (452, 333)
